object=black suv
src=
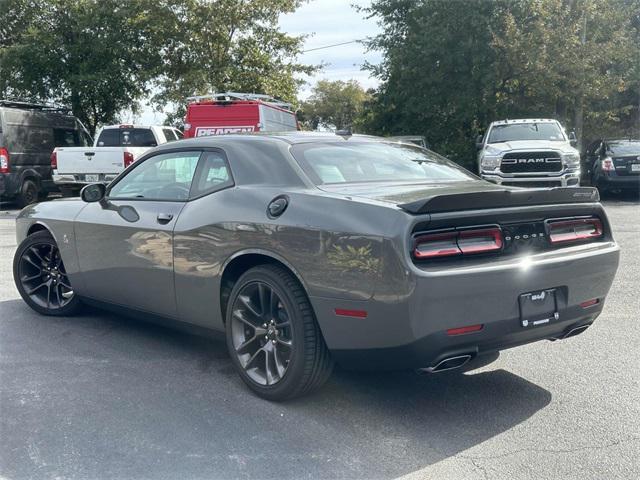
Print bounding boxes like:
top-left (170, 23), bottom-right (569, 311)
top-left (583, 139), bottom-right (640, 194)
top-left (0, 100), bottom-right (91, 207)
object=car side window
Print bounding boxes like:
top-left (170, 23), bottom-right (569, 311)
top-left (109, 151), bottom-right (201, 201)
top-left (190, 151), bottom-right (233, 197)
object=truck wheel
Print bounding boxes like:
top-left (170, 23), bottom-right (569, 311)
top-left (226, 264), bottom-right (333, 401)
top-left (16, 179), bottom-right (39, 208)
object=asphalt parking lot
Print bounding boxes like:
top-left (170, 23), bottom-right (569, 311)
top-left (0, 196), bottom-right (639, 480)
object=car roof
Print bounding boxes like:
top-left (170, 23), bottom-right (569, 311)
top-left (160, 132), bottom-right (392, 148)
top-left (490, 119), bottom-right (558, 126)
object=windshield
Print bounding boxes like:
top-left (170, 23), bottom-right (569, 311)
top-left (488, 123), bottom-right (565, 143)
top-left (290, 141), bottom-right (475, 185)
top-left (608, 141), bottom-right (640, 156)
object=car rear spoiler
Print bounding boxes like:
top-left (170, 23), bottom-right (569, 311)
top-left (398, 187), bottom-right (600, 214)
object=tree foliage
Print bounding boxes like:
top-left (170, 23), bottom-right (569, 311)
top-left (300, 79), bottom-right (371, 131)
top-left (0, 0), bottom-right (312, 133)
top-left (363, 0), bottom-right (640, 169)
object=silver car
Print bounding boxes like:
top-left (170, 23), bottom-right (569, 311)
top-left (12, 133), bottom-right (620, 400)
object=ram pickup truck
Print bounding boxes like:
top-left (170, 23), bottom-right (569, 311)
top-left (52, 124), bottom-right (182, 196)
top-left (477, 119), bottom-right (581, 188)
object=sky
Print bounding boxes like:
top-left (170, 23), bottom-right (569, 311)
top-left (135, 0), bottom-right (382, 125)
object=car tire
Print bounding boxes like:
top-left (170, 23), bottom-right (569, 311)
top-left (16, 179), bottom-right (39, 208)
top-left (60, 186), bottom-right (77, 198)
top-left (13, 231), bottom-right (81, 316)
top-left (225, 264), bottom-right (333, 401)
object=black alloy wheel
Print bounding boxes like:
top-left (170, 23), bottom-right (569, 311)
top-left (226, 265), bottom-right (333, 401)
top-left (13, 231), bottom-right (81, 316)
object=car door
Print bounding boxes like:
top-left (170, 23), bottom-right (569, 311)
top-left (74, 149), bottom-right (202, 317)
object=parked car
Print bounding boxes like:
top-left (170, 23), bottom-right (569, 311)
top-left (52, 124), bottom-right (183, 196)
top-left (13, 133), bottom-right (619, 400)
top-left (582, 139), bottom-right (640, 194)
top-left (477, 118), bottom-right (581, 188)
top-left (183, 92), bottom-right (298, 138)
top-left (0, 100), bottom-right (91, 206)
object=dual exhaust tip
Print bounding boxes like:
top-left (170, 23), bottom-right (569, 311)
top-left (418, 354), bottom-right (473, 374)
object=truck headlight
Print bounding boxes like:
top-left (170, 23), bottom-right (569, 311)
top-left (481, 156), bottom-right (501, 171)
top-left (562, 152), bottom-right (580, 167)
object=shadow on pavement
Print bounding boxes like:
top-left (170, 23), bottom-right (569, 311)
top-left (0, 299), bottom-right (552, 480)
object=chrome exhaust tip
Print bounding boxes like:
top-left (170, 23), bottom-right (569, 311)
top-left (550, 324), bottom-right (591, 341)
top-left (418, 354), bottom-right (473, 374)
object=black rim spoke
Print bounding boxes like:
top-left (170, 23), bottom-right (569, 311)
top-left (20, 241), bottom-right (74, 310)
top-left (231, 281), bottom-right (293, 386)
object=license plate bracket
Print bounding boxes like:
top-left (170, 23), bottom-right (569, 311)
top-left (519, 288), bottom-right (558, 328)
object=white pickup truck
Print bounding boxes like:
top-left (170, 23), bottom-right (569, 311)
top-left (52, 124), bottom-right (182, 196)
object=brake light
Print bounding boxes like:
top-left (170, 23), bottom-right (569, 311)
top-left (413, 227), bottom-right (503, 259)
top-left (124, 151), bottom-right (135, 168)
top-left (50, 150), bottom-right (57, 170)
top-left (119, 124), bottom-right (134, 129)
top-left (0, 147), bottom-right (9, 173)
top-left (547, 218), bottom-right (603, 244)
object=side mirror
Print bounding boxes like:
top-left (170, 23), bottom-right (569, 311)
top-left (569, 131), bottom-right (578, 148)
top-left (80, 183), bottom-right (106, 203)
top-left (476, 135), bottom-right (484, 150)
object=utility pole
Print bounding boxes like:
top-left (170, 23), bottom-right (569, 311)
top-left (575, 7), bottom-right (587, 151)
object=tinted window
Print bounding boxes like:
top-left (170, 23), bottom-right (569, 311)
top-left (97, 128), bottom-right (157, 147)
top-left (607, 141), bottom-right (640, 156)
top-left (190, 151), bottom-right (233, 197)
top-left (488, 123), bottom-right (565, 143)
top-left (162, 128), bottom-right (178, 142)
top-left (290, 142), bottom-right (475, 185)
top-left (53, 128), bottom-right (82, 147)
top-left (109, 151), bottom-right (201, 201)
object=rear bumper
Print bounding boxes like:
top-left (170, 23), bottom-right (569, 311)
top-left (53, 172), bottom-right (118, 187)
top-left (481, 171), bottom-right (581, 187)
top-left (595, 174), bottom-right (640, 190)
top-left (312, 241), bottom-right (619, 370)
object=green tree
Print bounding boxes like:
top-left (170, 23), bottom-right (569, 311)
top-left (0, 0), bottom-right (164, 135)
top-left (362, 0), bottom-right (640, 169)
top-left (151, 0), bottom-right (315, 125)
top-left (300, 79), bottom-right (371, 131)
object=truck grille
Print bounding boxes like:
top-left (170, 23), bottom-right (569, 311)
top-left (501, 151), bottom-right (563, 173)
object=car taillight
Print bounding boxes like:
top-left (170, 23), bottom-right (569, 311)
top-left (413, 227), bottom-right (503, 259)
top-left (547, 217), bottom-right (603, 244)
top-left (124, 151), bottom-right (135, 168)
top-left (0, 147), bottom-right (9, 173)
top-left (601, 157), bottom-right (614, 172)
top-left (50, 150), bottom-right (57, 170)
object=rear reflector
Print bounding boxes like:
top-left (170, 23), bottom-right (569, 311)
top-left (334, 309), bottom-right (368, 318)
top-left (547, 218), bottom-right (603, 244)
top-left (447, 324), bottom-right (484, 336)
top-left (580, 298), bottom-right (600, 308)
top-left (0, 147), bottom-right (9, 173)
top-left (414, 227), bottom-right (503, 259)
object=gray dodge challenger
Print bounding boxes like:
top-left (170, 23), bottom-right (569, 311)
top-left (13, 133), bottom-right (620, 400)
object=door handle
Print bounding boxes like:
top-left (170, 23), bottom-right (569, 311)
top-left (157, 213), bottom-right (174, 224)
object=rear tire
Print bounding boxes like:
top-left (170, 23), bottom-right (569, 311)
top-left (225, 264), bottom-right (333, 401)
top-left (13, 231), bottom-right (81, 316)
top-left (16, 179), bottom-right (39, 208)
top-left (60, 186), bottom-right (78, 198)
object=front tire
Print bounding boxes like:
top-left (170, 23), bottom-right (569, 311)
top-left (225, 265), bottom-right (333, 401)
top-left (13, 231), bottom-right (81, 316)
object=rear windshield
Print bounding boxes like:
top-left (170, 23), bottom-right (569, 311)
top-left (290, 142), bottom-right (475, 185)
top-left (608, 141), bottom-right (640, 156)
top-left (97, 128), bottom-right (157, 147)
top-left (488, 123), bottom-right (565, 143)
